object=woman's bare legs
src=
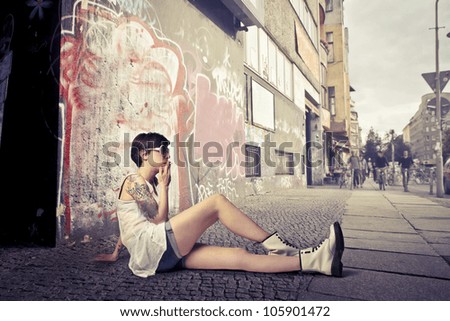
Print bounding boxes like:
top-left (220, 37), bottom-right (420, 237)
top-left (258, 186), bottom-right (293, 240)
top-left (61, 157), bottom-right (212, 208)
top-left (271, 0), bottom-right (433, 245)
top-left (183, 244), bottom-right (300, 273)
top-left (169, 194), bottom-right (271, 256)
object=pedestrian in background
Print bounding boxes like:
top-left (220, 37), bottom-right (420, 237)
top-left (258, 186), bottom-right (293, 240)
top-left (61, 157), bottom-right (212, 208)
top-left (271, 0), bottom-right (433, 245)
top-left (367, 157), bottom-right (373, 178)
top-left (95, 132), bottom-right (345, 278)
top-left (360, 155), bottom-right (368, 187)
top-left (347, 151), bottom-right (361, 188)
top-left (398, 150), bottom-right (414, 192)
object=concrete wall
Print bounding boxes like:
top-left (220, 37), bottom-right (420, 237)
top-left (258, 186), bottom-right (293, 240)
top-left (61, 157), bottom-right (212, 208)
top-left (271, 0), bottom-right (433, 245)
top-left (243, 0), bottom-right (326, 191)
top-left (59, 0), bottom-right (247, 237)
top-left (265, 0), bottom-right (320, 92)
top-left (263, 0), bottom-right (323, 186)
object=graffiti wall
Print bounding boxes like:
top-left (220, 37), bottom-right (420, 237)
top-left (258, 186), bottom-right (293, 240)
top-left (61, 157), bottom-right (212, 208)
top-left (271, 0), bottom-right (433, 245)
top-left (59, 0), bottom-right (246, 236)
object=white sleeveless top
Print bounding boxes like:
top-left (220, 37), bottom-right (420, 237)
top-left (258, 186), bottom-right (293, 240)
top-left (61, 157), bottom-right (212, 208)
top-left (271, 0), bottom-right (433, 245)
top-left (116, 174), bottom-right (166, 278)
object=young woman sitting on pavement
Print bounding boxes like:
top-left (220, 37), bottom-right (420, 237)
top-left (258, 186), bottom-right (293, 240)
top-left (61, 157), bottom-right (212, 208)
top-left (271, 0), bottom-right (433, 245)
top-left (95, 132), bottom-right (345, 278)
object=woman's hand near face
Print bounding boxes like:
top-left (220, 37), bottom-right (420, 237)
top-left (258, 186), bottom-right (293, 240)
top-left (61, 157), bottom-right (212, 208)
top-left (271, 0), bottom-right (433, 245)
top-left (159, 161), bottom-right (171, 188)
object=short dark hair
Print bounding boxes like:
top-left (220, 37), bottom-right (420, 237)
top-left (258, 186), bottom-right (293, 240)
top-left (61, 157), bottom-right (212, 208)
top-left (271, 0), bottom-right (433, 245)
top-left (130, 132), bottom-right (170, 167)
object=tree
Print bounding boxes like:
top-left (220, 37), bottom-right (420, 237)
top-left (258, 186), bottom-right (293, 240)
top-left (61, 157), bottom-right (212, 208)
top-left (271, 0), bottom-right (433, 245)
top-left (384, 133), bottom-right (411, 163)
top-left (363, 127), bottom-right (382, 161)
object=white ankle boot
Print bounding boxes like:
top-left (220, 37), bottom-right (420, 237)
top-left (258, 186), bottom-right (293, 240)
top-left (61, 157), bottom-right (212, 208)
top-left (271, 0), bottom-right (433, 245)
top-left (300, 222), bottom-right (345, 277)
top-left (261, 232), bottom-right (300, 256)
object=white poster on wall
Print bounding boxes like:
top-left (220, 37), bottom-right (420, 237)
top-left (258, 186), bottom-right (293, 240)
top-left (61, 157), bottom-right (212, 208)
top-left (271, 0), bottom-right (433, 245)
top-left (252, 79), bottom-right (274, 131)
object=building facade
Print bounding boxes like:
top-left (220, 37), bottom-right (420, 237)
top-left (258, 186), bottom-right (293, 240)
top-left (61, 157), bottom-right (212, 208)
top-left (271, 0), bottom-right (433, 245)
top-left (56, 0), bottom-right (341, 237)
top-left (406, 92), bottom-right (450, 165)
top-left (323, 0), bottom-right (353, 167)
top-left (244, 0), bottom-right (327, 190)
top-left (402, 123), bottom-right (411, 145)
top-left (349, 101), bottom-right (362, 155)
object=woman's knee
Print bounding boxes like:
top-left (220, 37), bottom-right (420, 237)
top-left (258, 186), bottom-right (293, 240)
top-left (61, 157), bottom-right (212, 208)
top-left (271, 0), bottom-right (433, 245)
top-left (228, 248), bottom-right (252, 269)
top-left (208, 193), bottom-right (228, 209)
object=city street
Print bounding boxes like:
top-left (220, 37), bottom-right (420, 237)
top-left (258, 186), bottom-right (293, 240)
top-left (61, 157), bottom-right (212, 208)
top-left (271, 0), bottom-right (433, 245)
top-left (2, 4), bottom-right (450, 321)
top-left (1, 180), bottom-right (449, 301)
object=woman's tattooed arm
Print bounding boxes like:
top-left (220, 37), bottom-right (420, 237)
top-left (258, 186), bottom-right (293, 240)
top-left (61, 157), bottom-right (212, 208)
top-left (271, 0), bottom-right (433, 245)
top-left (126, 175), bottom-right (158, 220)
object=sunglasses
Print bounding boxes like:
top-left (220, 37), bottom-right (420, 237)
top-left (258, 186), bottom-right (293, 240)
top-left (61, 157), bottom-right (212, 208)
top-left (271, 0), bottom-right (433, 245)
top-left (146, 144), bottom-right (170, 157)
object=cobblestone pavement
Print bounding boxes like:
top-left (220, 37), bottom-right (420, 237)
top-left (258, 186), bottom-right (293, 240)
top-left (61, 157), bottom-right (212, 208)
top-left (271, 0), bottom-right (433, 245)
top-left (0, 187), bottom-right (350, 301)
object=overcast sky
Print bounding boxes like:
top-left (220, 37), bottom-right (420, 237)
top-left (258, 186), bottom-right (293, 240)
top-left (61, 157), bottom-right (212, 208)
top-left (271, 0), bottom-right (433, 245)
top-left (344, 0), bottom-right (450, 142)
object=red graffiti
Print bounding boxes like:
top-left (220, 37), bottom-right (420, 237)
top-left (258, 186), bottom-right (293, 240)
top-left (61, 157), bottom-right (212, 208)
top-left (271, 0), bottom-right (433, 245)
top-left (60, 4), bottom-right (193, 234)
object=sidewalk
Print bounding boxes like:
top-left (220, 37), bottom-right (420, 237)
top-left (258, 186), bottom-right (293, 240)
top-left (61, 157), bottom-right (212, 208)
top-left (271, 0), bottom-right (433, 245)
top-left (309, 180), bottom-right (450, 300)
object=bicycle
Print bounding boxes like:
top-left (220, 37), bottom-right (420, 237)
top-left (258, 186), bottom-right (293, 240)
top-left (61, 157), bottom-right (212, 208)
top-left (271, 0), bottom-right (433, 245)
top-left (412, 167), bottom-right (430, 185)
top-left (387, 171), bottom-right (394, 186)
top-left (387, 170), bottom-right (402, 186)
top-left (338, 168), bottom-right (349, 189)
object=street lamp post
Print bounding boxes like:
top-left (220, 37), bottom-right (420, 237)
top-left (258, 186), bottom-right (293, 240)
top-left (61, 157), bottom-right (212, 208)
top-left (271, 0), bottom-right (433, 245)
top-left (389, 129), bottom-right (396, 185)
top-left (434, 0), bottom-right (444, 198)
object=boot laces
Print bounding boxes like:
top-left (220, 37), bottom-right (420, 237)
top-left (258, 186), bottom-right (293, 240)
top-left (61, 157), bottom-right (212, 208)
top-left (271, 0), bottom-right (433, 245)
top-left (277, 234), bottom-right (298, 249)
top-left (312, 241), bottom-right (324, 252)
top-left (301, 240), bottom-right (324, 254)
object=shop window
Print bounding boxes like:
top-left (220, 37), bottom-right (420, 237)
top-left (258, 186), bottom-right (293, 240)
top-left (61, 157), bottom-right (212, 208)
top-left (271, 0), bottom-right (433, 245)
top-left (275, 150), bottom-right (294, 175)
top-left (245, 145), bottom-right (261, 177)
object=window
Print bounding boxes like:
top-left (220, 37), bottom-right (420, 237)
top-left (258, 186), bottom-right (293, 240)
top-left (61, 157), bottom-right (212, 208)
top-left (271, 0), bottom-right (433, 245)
top-left (290, 0), bottom-right (302, 15)
top-left (245, 26), bottom-right (259, 71)
top-left (284, 57), bottom-right (292, 98)
top-left (290, 0), bottom-right (318, 48)
top-left (245, 27), bottom-right (292, 98)
top-left (275, 150), bottom-right (295, 175)
top-left (258, 29), bottom-right (269, 80)
top-left (328, 86), bottom-right (336, 116)
top-left (268, 38), bottom-right (277, 84)
top-left (320, 63), bottom-right (327, 85)
top-left (244, 73), bottom-right (249, 122)
top-left (320, 64), bottom-right (328, 110)
top-left (293, 66), bottom-right (305, 109)
top-left (321, 87), bottom-right (327, 110)
top-left (276, 49), bottom-right (285, 91)
top-left (304, 5), bottom-right (311, 34)
top-left (245, 145), bottom-right (261, 177)
top-left (325, 0), bottom-right (333, 12)
top-left (326, 32), bottom-right (334, 63)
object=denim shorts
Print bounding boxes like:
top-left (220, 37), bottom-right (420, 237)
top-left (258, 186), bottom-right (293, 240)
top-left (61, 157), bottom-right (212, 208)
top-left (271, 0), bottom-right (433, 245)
top-left (156, 221), bottom-right (185, 272)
